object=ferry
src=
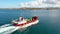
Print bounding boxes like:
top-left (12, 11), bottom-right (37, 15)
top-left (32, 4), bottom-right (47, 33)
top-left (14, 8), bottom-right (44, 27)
top-left (12, 16), bottom-right (39, 27)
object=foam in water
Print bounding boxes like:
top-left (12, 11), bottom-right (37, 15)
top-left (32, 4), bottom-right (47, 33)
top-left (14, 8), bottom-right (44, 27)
top-left (0, 24), bottom-right (20, 34)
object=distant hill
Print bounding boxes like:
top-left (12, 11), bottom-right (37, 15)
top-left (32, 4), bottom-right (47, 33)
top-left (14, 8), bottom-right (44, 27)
top-left (20, 8), bottom-right (60, 10)
top-left (0, 8), bottom-right (60, 10)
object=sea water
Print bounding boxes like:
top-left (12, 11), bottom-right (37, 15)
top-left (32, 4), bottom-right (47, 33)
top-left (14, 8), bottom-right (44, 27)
top-left (0, 10), bottom-right (60, 34)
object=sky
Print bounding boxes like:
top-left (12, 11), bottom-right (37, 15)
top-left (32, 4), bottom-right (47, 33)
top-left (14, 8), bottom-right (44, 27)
top-left (0, 0), bottom-right (34, 8)
top-left (0, 0), bottom-right (60, 8)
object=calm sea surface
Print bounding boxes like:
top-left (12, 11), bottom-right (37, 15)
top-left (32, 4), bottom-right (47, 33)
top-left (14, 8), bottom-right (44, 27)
top-left (0, 10), bottom-right (60, 34)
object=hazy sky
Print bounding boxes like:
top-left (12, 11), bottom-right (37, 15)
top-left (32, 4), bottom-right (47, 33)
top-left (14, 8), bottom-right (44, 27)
top-left (0, 0), bottom-right (33, 8)
top-left (0, 0), bottom-right (60, 8)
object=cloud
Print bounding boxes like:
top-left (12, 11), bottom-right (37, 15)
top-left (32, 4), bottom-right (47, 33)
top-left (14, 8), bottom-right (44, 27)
top-left (20, 0), bottom-right (60, 8)
top-left (45, 0), bottom-right (60, 4)
top-left (20, 0), bottom-right (46, 8)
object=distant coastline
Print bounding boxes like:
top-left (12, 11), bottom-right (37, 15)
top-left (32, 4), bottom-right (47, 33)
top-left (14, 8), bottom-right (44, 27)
top-left (0, 8), bottom-right (60, 10)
